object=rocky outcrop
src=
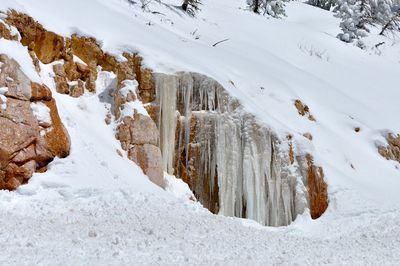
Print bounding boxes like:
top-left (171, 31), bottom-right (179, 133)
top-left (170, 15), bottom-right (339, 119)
top-left (115, 110), bottom-right (165, 188)
top-left (141, 72), bottom-right (328, 226)
top-left (379, 133), bottom-right (400, 163)
top-left (5, 11), bottom-right (150, 96)
top-left (0, 54), bottom-right (70, 190)
top-left (6, 10), bottom-right (64, 64)
top-left (3, 10), bottom-right (165, 189)
top-left (2, 10), bottom-right (327, 222)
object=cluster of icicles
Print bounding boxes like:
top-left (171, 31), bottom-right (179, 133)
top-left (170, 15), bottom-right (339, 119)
top-left (154, 72), bottom-right (308, 226)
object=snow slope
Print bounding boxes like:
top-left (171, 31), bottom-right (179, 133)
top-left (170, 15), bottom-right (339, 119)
top-left (0, 0), bottom-right (400, 264)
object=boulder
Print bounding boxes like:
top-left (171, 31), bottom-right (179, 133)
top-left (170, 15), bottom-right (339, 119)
top-left (31, 82), bottom-right (52, 101)
top-left (70, 80), bottom-right (85, 98)
top-left (6, 11), bottom-right (64, 64)
top-left (128, 144), bottom-right (165, 188)
top-left (0, 54), bottom-right (70, 190)
top-left (116, 112), bottom-right (164, 188)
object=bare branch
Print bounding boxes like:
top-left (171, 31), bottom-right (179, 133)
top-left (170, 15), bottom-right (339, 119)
top-left (212, 38), bottom-right (230, 47)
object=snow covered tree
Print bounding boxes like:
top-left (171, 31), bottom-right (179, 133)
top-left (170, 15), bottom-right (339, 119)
top-left (182, 0), bottom-right (202, 15)
top-left (335, 0), bottom-right (372, 42)
top-left (371, 0), bottom-right (394, 24)
top-left (308, 0), bottom-right (336, 10)
top-left (247, 0), bottom-right (287, 17)
top-left (334, 0), bottom-right (400, 44)
top-left (380, 9), bottom-right (400, 35)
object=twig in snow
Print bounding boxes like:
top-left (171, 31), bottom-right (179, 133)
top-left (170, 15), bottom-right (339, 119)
top-left (212, 38), bottom-right (230, 47)
top-left (152, 11), bottom-right (166, 15)
top-left (375, 42), bottom-right (385, 48)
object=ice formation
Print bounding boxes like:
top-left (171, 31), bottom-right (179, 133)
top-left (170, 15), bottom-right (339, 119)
top-left (153, 72), bottom-right (308, 226)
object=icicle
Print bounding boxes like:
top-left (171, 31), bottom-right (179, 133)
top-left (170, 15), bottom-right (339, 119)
top-left (154, 72), bottom-right (308, 226)
top-left (155, 74), bottom-right (178, 175)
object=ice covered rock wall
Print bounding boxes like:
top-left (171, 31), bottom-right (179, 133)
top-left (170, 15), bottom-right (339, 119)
top-left (149, 72), bottom-right (318, 226)
top-left (2, 10), bottom-right (327, 223)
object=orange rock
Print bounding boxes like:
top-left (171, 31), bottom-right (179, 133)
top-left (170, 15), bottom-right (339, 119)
top-left (4, 177), bottom-right (21, 191)
top-left (54, 76), bottom-right (70, 95)
top-left (85, 74), bottom-right (97, 92)
top-left (0, 22), bottom-right (18, 41)
top-left (306, 154), bottom-right (328, 219)
top-left (144, 104), bottom-right (159, 123)
top-left (128, 144), bottom-right (165, 188)
top-left (5, 10), bottom-right (40, 48)
top-left (28, 50), bottom-right (41, 73)
top-left (70, 34), bottom-right (104, 68)
top-left (11, 143), bottom-right (36, 164)
top-left (70, 80), bottom-right (85, 98)
top-left (294, 99), bottom-right (316, 122)
top-left (64, 60), bottom-right (81, 81)
top-left (129, 113), bottom-right (159, 146)
top-left (43, 99), bottom-right (71, 159)
top-left (31, 82), bottom-right (52, 101)
top-left (379, 133), bottom-right (400, 163)
top-left (6, 11), bottom-right (64, 64)
top-left (33, 30), bottom-right (64, 64)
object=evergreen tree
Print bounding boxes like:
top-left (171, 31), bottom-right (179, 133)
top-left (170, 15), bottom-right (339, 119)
top-left (335, 0), bottom-right (372, 42)
top-left (372, 0), bottom-right (394, 24)
top-left (380, 9), bottom-right (400, 35)
top-left (308, 0), bottom-right (336, 10)
top-left (247, 0), bottom-right (287, 17)
top-left (182, 0), bottom-right (202, 15)
top-left (334, 0), bottom-right (400, 43)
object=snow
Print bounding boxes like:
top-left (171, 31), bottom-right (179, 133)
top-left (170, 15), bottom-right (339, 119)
top-left (0, 0), bottom-right (399, 264)
top-left (0, 87), bottom-right (7, 110)
top-left (119, 79), bottom-right (148, 118)
top-left (30, 102), bottom-right (51, 125)
top-left (0, 39), bottom-right (41, 83)
top-left (164, 172), bottom-right (194, 200)
top-left (0, 94), bottom-right (6, 110)
top-left (0, 187), bottom-right (399, 265)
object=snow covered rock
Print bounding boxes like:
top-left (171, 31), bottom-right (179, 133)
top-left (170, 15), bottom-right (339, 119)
top-left (0, 21), bottom-right (17, 41)
top-left (0, 54), bottom-right (70, 190)
top-left (6, 10), bottom-right (64, 64)
top-left (294, 99), bottom-right (316, 121)
top-left (379, 133), bottom-right (400, 163)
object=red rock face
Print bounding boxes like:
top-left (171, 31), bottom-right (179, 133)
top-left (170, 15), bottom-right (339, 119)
top-left (0, 55), bottom-right (70, 190)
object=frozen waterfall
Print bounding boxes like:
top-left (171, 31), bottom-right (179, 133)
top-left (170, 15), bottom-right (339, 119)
top-left (153, 72), bottom-right (308, 226)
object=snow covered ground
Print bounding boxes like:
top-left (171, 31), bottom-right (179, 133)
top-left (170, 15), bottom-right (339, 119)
top-left (1, 0), bottom-right (400, 264)
top-left (1, 186), bottom-right (400, 265)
